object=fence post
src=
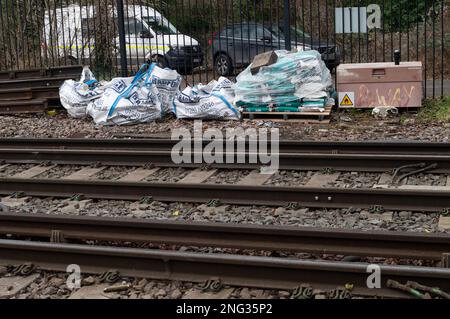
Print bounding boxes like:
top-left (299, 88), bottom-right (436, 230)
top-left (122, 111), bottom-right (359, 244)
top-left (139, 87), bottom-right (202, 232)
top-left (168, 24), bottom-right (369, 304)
top-left (116, 0), bottom-right (127, 76)
top-left (284, 0), bottom-right (291, 51)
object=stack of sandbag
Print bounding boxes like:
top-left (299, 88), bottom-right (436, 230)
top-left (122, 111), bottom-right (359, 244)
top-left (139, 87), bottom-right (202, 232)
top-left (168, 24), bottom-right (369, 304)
top-left (173, 77), bottom-right (240, 120)
top-left (235, 50), bottom-right (334, 112)
top-left (59, 66), bottom-right (104, 118)
top-left (87, 64), bottom-right (164, 126)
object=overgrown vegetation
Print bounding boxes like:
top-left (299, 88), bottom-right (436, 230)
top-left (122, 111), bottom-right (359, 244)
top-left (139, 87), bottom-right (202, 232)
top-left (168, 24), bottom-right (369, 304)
top-left (418, 95), bottom-right (450, 122)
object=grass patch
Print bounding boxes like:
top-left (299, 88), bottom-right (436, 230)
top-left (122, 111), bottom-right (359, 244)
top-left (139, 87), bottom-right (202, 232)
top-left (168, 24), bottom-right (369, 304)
top-left (418, 95), bottom-right (450, 122)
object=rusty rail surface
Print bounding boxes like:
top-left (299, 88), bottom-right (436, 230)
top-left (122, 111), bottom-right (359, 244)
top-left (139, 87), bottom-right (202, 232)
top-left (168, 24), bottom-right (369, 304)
top-left (1, 148), bottom-right (450, 173)
top-left (0, 86), bottom-right (62, 114)
top-left (0, 213), bottom-right (448, 260)
top-left (0, 99), bottom-right (49, 115)
top-left (0, 138), bottom-right (449, 155)
top-left (0, 86), bottom-right (60, 101)
top-left (1, 239), bottom-right (449, 298)
top-left (0, 76), bottom-right (74, 90)
top-left (0, 178), bottom-right (449, 212)
top-left (0, 66), bottom-right (82, 81)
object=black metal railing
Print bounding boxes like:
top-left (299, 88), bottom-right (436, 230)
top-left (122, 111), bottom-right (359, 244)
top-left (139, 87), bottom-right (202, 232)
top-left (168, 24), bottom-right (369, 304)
top-left (0, 0), bottom-right (448, 98)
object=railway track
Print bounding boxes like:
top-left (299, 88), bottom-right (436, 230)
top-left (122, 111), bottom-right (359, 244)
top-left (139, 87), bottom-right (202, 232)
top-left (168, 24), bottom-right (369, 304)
top-left (0, 177), bottom-right (449, 212)
top-left (1, 212), bottom-right (449, 299)
top-left (0, 138), bottom-right (450, 298)
top-left (1, 138), bottom-right (450, 154)
top-left (0, 139), bottom-right (449, 212)
top-left (0, 212), bottom-right (449, 298)
top-left (2, 148), bottom-right (450, 173)
top-left (1, 138), bottom-right (450, 173)
top-left (1, 213), bottom-right (449, 261)
top-left (1, 237), bottom-right (449, 299)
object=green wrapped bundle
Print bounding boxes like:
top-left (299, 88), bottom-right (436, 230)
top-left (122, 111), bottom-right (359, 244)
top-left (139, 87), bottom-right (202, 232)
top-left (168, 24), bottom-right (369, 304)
top-left (235, 50), bottom-right (334, 109)
top-left (301, 98), bottom-right (327, 108)
top-left (241, 106), bottom-right (273, 113)
top-left (273, 107), bottom-right (301, 112)
top-left (236, 101), bottom-right (272, 109)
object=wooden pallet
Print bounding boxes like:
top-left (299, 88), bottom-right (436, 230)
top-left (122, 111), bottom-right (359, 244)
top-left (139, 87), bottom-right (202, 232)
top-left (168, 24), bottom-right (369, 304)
top-left (241, 106), bottom-right (332, 123)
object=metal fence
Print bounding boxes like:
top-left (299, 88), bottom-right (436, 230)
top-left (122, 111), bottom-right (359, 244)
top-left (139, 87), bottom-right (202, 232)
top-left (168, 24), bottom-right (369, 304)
top-left (0, 0), bottom-right (448, 98)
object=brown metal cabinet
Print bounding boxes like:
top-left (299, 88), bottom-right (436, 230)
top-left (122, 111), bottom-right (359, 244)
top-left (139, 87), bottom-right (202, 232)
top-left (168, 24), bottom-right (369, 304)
top-left (337, 62), bottom-right (423, 109)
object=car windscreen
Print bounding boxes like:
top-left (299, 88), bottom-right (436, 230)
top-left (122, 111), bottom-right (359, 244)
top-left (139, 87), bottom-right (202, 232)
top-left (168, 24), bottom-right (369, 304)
top-left (270, 25), bottom-right (311, 42)
top-left (143, 16), bottom-right (178, 35)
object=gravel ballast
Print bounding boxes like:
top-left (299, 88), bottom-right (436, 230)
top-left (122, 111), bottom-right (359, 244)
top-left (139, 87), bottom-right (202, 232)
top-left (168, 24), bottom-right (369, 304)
top-left (2, 197), bottom-right (443, 234)
top-left (0, 269), bottom-right (340, 300)
top-left (0, 113), bottom-right (449, 142)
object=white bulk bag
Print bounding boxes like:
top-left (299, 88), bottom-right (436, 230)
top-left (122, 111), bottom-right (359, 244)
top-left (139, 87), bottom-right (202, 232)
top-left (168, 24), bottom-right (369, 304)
top-left (144, 64), bottom-right (182, 115)
top-left (59, 66), bottom-right (103, 118)
top-left (173, 77), bottom-right (240, 120)
top-left (87, 64), bottom-right (162, 126)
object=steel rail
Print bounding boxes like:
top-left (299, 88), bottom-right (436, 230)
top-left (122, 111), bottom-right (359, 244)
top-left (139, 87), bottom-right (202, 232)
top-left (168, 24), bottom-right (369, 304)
top-left (0, 76), bottom-right (75, 90)
top-left (0, 100), bottom-right (49, 115)
top-left (0, 213), bottom-right (448, 260)
top-left (1, 148), bottom-right (450, 173)
top-left (0, 138), bottom-right (449, 155)
top-left (0, 178), bottom-right (449, 212)
top-left (0, 86), bottom-right (60, 101)
top-left (1, 239), bottom-right (449, 298)
top-left (0, 65), bottom-right (82, 81)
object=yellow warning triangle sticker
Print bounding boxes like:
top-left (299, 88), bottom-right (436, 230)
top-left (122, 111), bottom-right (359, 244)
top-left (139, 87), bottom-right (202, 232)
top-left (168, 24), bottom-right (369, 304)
top-left (340, 94), bottom-right (354, 106)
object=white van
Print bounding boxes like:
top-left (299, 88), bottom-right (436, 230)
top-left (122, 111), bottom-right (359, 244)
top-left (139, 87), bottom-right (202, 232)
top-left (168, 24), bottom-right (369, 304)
top-left (43, 4), bottom-right (204, 73)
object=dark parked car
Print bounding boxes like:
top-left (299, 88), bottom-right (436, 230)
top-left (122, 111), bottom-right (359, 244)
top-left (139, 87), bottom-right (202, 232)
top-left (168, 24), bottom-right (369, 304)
top-left (210, 23), bottom-right (341, 76)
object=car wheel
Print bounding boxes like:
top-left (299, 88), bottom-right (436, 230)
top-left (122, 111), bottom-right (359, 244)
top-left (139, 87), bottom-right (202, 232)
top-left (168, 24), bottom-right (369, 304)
top-left (215, 53), bottom-right (233, 76)
top-left (151, 55), bottom-right (168, 69)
